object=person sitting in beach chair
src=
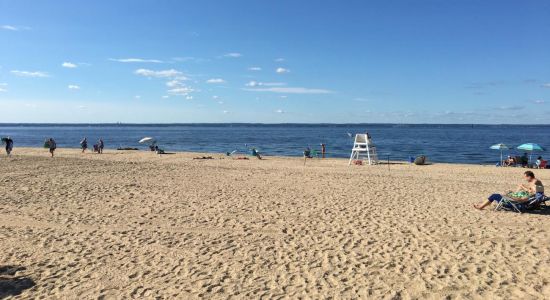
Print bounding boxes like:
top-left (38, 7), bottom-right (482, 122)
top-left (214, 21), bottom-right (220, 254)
top-left (250, 147), bottom-right (262, 159)
top-left (474, 171), bottom-right (544, 211)
top-left (303, 147), bottom-right (312, 159)
top-left (503, 155), bottom-right (516, 167)
top-left (535, 156), bottom-right (547, 169)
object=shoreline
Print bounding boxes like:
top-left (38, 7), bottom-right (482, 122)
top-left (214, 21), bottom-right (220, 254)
top-left (3, 146), bottom-right (502, 167)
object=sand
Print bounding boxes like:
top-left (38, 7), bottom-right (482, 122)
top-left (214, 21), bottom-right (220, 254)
top-left (1, 147), bottom-right (550, 299)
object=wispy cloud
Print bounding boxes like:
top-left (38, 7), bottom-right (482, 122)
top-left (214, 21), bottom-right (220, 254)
top-left (276, 67), bottom-right (290, 74)
top-left (135, 68), bottom-right (183, 78)
top-left (110, 58), bottom-right (164, 63)
top-left (532, 99), bottom-right (546, 104)
top-left (245, 81), bottom-right (285, 87)
top-left (223, 110), bottom-right (229, 114)
top-left (244, 87), bottom-right (333, 94)
top-left (168, 87), bottom-right (194, 96)
top-left (222, 53), bottom-right (242, 58)
top-left (11, 70), bottom-right (49, 78)
top-left (62, 62), bottom-right (78, 68)
top-left (1, 25), bottom-right (30, 31)
top-left (275, 58), bottom-right (285, 62)
top-left (497, 105), bottom-right (524, 110)
top-left (275, 109), bottom-right (285, 114)
top-left (0, 87), bottom-right (6, 92)
top-left (68, 85), bottom-right (80, 90)
top-left (206, 78), bottom-right (226, 84)
top-left (542, 83), bottom-right (550, 88)
top-left (248, 66), bottom-right (262, 71)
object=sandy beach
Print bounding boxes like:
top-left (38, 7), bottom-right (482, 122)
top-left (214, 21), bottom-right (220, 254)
top-left (1, 147), bottom-right (549, 299)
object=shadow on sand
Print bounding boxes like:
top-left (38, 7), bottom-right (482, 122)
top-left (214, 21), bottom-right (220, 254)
top-left (0, 266), bottom-right (35, 299)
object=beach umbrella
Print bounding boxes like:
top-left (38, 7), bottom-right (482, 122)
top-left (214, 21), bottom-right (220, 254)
top-left (139, 137), bottom-right (156, 145)
top-left (517, 143), bottom-right (545, 162)
top-left (490, 143), bottom-right (509, 166)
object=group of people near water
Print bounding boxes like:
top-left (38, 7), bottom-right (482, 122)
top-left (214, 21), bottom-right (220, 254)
top-left (79, 138), bottom-right (104, 154)
top-left (503, 153), bottom-right (547, 168)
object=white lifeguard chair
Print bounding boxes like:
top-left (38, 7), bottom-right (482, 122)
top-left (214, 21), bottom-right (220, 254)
top-left (348, 133), bottom-right (378, 165)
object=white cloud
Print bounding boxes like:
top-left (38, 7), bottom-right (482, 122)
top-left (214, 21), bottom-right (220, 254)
top-left (0, 83), bottom-right (7, 92)
top-left (1, 25), bottom-right (29, 31)
top-left (168, 87), bottom-right (194, 96)
top-left (275, 58), bottom-right (285, 62)
top-left (217, 101), bottom-right (224, 104)
top-left (212, 95), bottom-right (219, 99)
top-left (223, 53), bottom-right (242, 58)
top-left (186, 96), bottom-right (193, 100)
top-left (68, 85), bottom-right (80, 90)
top-left (11, 70), bottom-right (49, 78)
top-left (135, 68), bottom-right (183, 78)
top-left (280, 95), bottom-right (288, 99)
top-left (135, 95), bottom-right (141, 99)
top-left (542, 83), bottom-right (550, 88)
top-left (243, 87), bottom-right (333, 94)
top-left (532, 99), bottom-right (546, 104)
top-left (245, 81), bottom-right (286, 87)
top-left (162, 95), bottom-right (170, 99)
top-left (223, 110), bottom-right (229, 114)
top-left (276, 67), bottom-right (290, 74)
top-left (206, 78), bottom-right (226, 84)
top-left (62, 62), bottom-right (77, 68)
top-left (248, 67), bottom-right (262, 71)
top-left (0, 88), bottom-right (6, 92)
top-left (275, 109), bottom-right (285, 114)
top-left (110, 58), bottom-right (164, 63)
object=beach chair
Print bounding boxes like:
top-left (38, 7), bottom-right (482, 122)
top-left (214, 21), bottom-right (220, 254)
top-left (495, 192), bottom-right (548, 213)
top-left (348, 133), bottom-right (378, 165)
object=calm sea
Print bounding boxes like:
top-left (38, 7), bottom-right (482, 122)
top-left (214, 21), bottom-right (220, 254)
top-left (0, 124), bottom-right (549, 164)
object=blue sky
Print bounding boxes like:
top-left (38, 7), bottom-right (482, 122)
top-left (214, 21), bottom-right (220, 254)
top-left (1, 0), bottom-right (549, 123)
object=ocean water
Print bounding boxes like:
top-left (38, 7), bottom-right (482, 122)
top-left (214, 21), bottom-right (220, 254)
top-left (0, 124), bottom-right (549, 164)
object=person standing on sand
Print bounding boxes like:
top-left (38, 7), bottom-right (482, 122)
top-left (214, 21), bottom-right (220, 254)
top-left (48, 138), bottom-right (56, 158)
top-left (80, 137), bottom-right (88, 153)
top-left (474, 171), bottom-right (544, 210)
top-left (98, 139), bottom-right (104, 154)
top-left (4, 137), bottom-right (13, 156)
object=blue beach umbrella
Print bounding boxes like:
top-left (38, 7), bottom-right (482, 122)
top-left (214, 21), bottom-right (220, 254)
top-left (490, 143), bottom-right (509, 166)
top-left (517, 143), bottom-right (545, 162)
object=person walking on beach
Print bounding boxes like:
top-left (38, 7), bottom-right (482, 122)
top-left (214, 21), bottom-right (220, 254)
top-left (98, 139), bottom-right (104, 154)
top-left (80, 137), bottom-right (88, 153)
top-left (48, 138), bottom-right (57, 158)
top-left (474, 171), bottom-right (544, 210)
top-left (3, 137), bottom-right (13, 156)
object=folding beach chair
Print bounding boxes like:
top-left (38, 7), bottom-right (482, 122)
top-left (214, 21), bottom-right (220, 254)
top-left (494, 192), bottom-right (549, 213)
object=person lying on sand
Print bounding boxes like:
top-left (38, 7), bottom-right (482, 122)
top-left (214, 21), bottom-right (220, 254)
top-left (474, 171), bottom-right (544, 210)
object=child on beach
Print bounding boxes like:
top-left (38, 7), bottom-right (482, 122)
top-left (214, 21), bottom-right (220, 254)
top-left (474, 171), bottom-right (544, 210)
